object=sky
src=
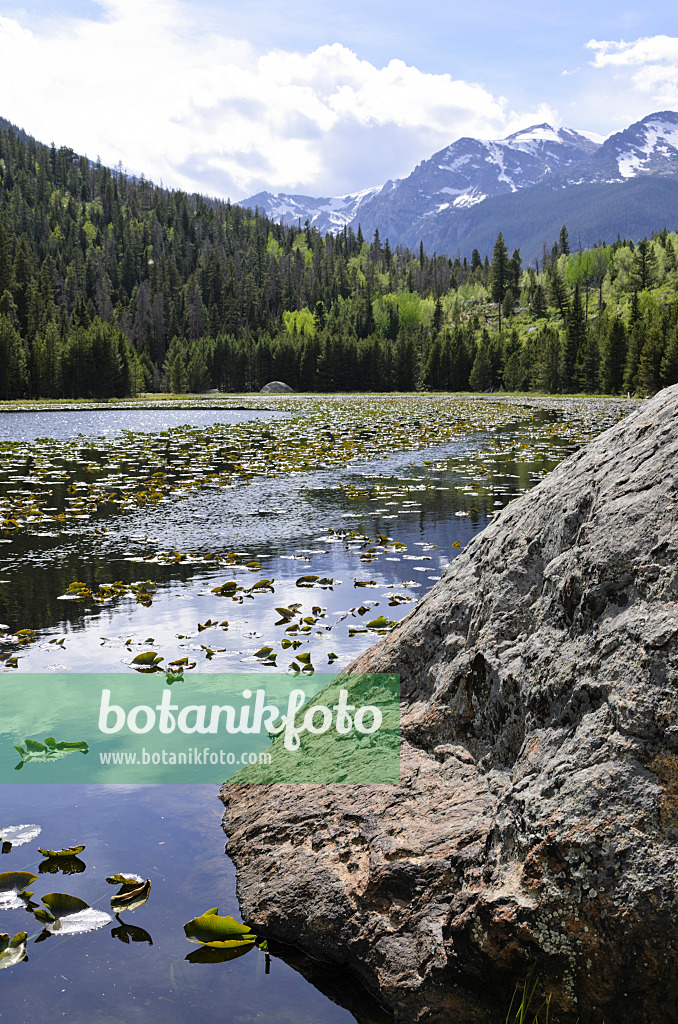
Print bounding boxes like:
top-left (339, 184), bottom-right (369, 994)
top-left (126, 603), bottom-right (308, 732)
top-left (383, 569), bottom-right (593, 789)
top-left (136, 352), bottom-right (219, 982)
top-left (0, 0), bottom-right (677, 202)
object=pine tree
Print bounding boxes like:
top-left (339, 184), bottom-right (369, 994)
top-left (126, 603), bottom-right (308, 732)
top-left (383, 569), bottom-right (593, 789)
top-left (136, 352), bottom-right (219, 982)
top-left (636, 319), bottom-right (664, 394)
top-left (531, 283), bottom-right (547, 320)
top-left (630, 238), bottom-right (657, 291)
top-left (534, 326), bottom-right (561, 393)
top-left (469, 342), bottom-right (491, 391)
top-left (558, 224), bottom-right (571, 256)
top-left (562, 284), bottom-right (585, 389)
top-left (548, 265), bottom-right (569, 322)
top-left (599, 317), bottom-right (627, 394)
top-left (575, 331), bottom-right (600, 393)
top-left (660, 324), bottom-right (678, 385)
top-left (490, 232), bottom-right (510, 331)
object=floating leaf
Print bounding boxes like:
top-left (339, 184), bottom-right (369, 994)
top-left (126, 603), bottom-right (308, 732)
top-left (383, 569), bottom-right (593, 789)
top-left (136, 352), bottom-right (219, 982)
top-left (110, 877), bottom-right (151, 912)
top-left (0, 871), bottom-right (37, 909)
top-left (211, 582), bottom-right (239, 596)
top-left (275, 607), bottom-right (295, 622)
top-left (0, 932), bottom-right (27, 970)
top-left (37, 845), bottom-right (85, 858)
top-left (106, 873), bottom-right (144, 885)
top-left (253, 647), bottom-right (274, 659)
top-left (250, 579), bottom-right (274, 590)
top-left (131, 651), bottom-right (163, 666)
top-left (184, 908), bottom-right (256, 949)
top-left (34, 892), bottom-right (111, 935)
top-left (296, 575), bottom-right (319, 586)
top-left (365, 616), bottom-right (396, 630)
top-left (14, 740), bottom-right (88, 770)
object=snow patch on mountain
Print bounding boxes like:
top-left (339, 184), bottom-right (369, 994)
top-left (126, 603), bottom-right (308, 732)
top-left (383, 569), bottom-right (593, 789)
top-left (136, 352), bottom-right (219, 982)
top-left (616, 117), bottom-right (678, 178)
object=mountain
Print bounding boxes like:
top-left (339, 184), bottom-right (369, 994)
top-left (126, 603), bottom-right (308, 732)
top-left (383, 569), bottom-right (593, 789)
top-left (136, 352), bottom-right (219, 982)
top-left (242, 184), bottom-right (390, 234)
top-left (240, 112), bottom-right (678, 260)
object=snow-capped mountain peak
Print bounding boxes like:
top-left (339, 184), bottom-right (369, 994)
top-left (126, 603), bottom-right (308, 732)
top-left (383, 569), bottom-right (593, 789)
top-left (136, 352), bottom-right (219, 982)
top-left (237, 112), bottom-right (678, 262)
top-left (610, 111), bottom-right (678, 178)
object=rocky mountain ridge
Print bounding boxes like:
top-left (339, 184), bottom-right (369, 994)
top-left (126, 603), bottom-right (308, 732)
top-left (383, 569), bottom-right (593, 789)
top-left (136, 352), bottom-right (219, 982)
top-left (240, 111), bottom-right (678, 258)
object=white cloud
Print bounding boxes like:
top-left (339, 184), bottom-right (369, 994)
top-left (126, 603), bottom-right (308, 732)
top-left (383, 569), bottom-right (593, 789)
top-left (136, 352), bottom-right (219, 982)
top-left (587, 35), bottom-right (678, 104)
top-left (0, 1), bottom-right (560, 199)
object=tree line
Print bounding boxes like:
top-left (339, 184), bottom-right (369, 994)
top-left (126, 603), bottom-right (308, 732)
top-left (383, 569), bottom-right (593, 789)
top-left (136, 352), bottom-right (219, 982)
top-left (0, 119), bottom-right (677, 398)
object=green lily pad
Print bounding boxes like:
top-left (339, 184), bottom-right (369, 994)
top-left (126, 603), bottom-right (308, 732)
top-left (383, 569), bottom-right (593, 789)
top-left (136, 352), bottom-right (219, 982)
top-left (106, 873), bottom-right (144, 885)
top-left (37, 845), bottom-right (85, 858)
top-left (131, 651), bottom-right (163, 666)
top-left (0, 932), bottom-right (27, 969)
top-left (0, 871), bottom-right (38, 909)
top-left (34, 892), bottom-right (111, 934)
top-left (184, 907), bottom-right (256, 949)
top-left (365, 616), bottom-right (396, 630)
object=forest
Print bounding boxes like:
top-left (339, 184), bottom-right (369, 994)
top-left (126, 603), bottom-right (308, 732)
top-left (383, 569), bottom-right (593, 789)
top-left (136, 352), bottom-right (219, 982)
top-left (0, 119), bottom-right (677, 399)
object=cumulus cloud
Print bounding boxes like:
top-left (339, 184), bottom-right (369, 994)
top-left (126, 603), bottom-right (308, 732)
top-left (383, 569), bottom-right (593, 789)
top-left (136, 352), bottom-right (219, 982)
top-left (587, 35), bottom-right (678, 104)
top-left (0, 0), bottom-right (558, 199)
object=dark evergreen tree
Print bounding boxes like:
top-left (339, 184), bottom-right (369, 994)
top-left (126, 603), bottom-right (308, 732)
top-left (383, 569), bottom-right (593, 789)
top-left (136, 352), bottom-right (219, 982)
top-left (562, 284), bottom-right (585, 389)
top-left (599, 317), bottom-right (627, 394)
top-left (489, 232), bottom-right (510, 332)
top-left (630, 238), bottom-right (657, 291)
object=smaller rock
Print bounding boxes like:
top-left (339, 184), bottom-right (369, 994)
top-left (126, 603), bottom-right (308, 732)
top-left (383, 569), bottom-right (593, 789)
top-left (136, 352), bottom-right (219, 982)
top-left (260, 381), bottom-right (294, 393)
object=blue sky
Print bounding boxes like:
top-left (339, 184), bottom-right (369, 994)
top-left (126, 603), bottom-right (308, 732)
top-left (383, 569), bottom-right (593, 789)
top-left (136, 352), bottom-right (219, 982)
top-left (1, 0), bottom-right (677, 200)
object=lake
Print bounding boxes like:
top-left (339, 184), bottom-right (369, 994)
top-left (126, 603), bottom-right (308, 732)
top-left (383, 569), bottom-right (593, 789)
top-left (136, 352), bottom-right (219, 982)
top-left (0, 394), bottom-right (632, 1021)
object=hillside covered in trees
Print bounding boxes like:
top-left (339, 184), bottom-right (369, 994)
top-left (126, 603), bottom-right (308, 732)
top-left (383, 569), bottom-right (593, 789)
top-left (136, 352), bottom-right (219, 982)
top-left (0, 119), bottom-right (677, 399)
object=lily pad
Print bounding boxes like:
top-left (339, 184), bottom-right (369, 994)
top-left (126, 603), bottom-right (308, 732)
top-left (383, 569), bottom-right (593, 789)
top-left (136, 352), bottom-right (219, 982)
top-left (184, 907), bottom-right (256, 949)
top-left (106, 873), bottom-right (144, 885)
top-left (37, 845), bottom-right (86, 858)
top-left (131, 651), bottom-right (163, 666)
top-left (33, 892), bottom-right (111, 935)
top-left (0, 932), bottom-right (27, 969)
top-left (110, 877), bottom-right (152, 912)
top-left (0, 871), bottom-right (38, 909)
top-left (14, 740), bottom-right (88, 770)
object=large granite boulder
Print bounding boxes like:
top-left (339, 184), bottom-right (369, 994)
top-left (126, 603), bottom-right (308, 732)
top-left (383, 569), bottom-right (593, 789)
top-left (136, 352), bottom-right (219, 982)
top-left (260, 380), bottom-right (294, 393)
top-left (221, 385), bottom-right (678, 1023)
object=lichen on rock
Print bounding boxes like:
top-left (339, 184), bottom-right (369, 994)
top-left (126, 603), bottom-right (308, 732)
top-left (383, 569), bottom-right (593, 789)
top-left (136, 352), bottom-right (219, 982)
top-left (222, 384), bottom-right (678, 1024)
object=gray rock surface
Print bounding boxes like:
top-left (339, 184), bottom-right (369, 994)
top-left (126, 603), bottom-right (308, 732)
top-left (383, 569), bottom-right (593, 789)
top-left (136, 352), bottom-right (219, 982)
top-left (260, 380), bottom-right (294, 393)
top-left (221, 385), bottom-right (678, 1023)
